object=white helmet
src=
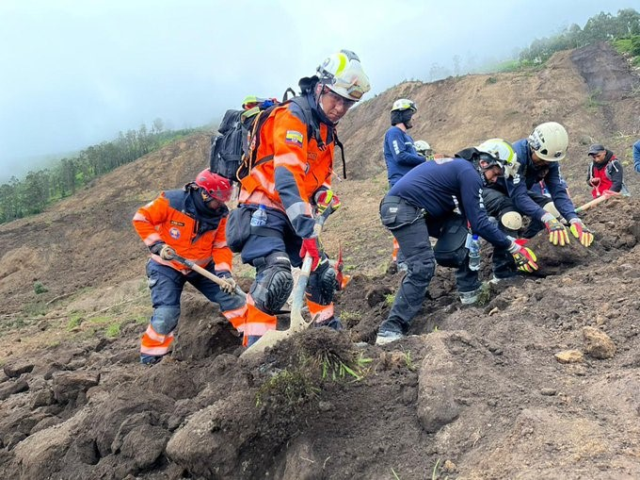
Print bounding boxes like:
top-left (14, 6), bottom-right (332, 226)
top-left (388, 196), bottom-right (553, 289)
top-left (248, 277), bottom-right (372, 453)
top-left (528, 122), bottom-right (569, 162)
top-left (476, 138), bottom-right (518, 178)
top-left (414, 140), bottom-right (432, 157)
top-left (317, 50), bottom-right (371, 102)
top-left (391, 99), bottom-right (417, 113)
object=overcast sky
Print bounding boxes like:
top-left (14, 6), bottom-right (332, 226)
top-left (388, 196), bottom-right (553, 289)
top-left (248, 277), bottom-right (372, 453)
top-left (0, 0), bottom-right (635, 180)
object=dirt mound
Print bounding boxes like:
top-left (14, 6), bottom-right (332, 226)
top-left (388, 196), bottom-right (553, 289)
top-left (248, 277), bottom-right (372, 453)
top-left (1, 43), bottom-right (640, 479)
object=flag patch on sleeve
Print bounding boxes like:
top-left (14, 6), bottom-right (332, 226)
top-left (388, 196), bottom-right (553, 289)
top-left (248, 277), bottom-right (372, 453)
top-left (285, 130), bottom-right (303, 147)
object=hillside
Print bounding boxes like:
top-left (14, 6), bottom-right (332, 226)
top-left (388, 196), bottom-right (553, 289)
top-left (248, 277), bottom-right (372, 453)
top-left (0, 42), bottom-right (640, 479)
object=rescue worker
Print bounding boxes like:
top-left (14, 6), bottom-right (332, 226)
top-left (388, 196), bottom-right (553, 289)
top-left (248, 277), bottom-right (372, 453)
top-left (376, 139), bottom-right (539, 345)
top-left (414, 140), bottom-right (434, 160)
top-left (230, 50), bottom-right (371, 347)
top-left (482, 122), bottom-right (594, 281)
top-left (586, 143), bottom-right (628, 198)
top-left (633, 140), bottom-right (640, 174)
top-left (132, 169), bottom-right (247, 364)
top-left (383, 99), bottom-right (425, 272)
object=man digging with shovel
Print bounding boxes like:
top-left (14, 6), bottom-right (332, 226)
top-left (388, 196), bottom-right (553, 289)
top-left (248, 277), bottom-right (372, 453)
top-left (229, 50), bottom-right (371, 350)
top-left (132, 169), bottom-right (247, 365)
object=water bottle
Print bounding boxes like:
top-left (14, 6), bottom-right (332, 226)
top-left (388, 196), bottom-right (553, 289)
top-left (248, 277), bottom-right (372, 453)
top-left (250, 205), bottom-right (267, 227)
top-left (466, 233), bottom-right (481, 271)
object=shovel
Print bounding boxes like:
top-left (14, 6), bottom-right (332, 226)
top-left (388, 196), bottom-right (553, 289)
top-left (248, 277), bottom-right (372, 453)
top-left (166, 252), bottom-right (246, 298)
top-left (575, 190), bottom-right (617, 214)
top-left (241, 207), bottom-right (333, 359)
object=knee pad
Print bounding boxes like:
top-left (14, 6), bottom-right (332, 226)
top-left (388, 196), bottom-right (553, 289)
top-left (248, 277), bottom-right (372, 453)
top-left (151, 306), bottom-right (181, 335)
top-left (251, 252), bottom-right (294, 314)
top-left (408, 256), bottom-right (436, 282)
top-left (501, 211), bottom-right (523, 230)
top-left (308, 260), bottom-right (338, 305)
top-left (543, 202), bottom-right (561, 218)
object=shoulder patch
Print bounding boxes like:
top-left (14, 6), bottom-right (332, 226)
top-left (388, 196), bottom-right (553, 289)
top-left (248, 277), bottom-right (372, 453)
top-left (285, 130), bottom-right (304, 148)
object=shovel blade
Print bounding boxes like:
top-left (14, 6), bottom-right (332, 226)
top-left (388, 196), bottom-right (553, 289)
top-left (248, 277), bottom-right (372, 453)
top-left (240, 256), bottom-right (313, 360)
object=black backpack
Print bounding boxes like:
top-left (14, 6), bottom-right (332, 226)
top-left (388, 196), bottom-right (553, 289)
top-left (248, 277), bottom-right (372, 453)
top-left (236, 79), bottom-right (347, 183)
top-left (209, 109), bottom-right (246, 182)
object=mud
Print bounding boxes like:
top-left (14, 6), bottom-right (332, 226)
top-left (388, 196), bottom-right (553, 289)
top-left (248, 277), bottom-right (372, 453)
top-left (1, 44), bottom-right (640, 479)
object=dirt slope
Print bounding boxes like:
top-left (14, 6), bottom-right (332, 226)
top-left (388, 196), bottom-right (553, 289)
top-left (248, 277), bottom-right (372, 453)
top-left (1, 43), bottom-right (640, 479)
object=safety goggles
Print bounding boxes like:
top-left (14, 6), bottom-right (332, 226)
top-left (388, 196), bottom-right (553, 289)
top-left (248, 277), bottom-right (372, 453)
top-left (201, 188), bottom-right (231, 203)
top-left (325, 89), bottom-right (357, 108)
top-left (332, 78), bottom-right (365, 100)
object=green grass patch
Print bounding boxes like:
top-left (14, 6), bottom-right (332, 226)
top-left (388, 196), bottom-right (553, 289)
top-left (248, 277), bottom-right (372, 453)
top-left (105, 323), bottom-right (121, 339)
top-left (33, 281), bottom-right (48, 294)
top-left (255, 368), bottom-right (319, 408)
top-left (384, 293), bottom-right (396, 306)
top-left (66, 315), bottom-right (83, 330)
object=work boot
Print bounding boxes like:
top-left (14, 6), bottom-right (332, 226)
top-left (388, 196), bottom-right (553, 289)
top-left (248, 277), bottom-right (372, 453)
top-left (459, 289), bottom-right (480, 305)
top-left (140, 354), bottom-right (163, 365)
top-left (315, 316), bottom-right (343, 331)
top-left (375, 329), bottom-right (404, 345)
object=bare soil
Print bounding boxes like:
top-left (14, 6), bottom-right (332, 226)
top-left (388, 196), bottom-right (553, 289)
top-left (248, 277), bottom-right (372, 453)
top-left (1, 43), bottom-right (640, 479)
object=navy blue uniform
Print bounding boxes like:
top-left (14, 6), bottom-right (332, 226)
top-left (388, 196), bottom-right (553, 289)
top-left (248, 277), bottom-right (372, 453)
top-left (383, 126), bottom-right (424, 187)
top-left (378, 158), bottom-right (513, 335)
top-left (502, 139), bottom-right (577, 223)
top-left (389, 159), bottom-right (512, 249)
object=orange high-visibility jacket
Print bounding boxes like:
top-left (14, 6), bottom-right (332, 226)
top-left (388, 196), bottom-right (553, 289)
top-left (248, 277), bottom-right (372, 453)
top-left (132, 189), bottom-right (232, 273)
top-left (239, 101), bottom-right (335, 239)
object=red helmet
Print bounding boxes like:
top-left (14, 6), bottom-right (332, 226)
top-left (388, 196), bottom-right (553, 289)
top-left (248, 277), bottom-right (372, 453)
top-left (194, 169), bottom-right (232, 202)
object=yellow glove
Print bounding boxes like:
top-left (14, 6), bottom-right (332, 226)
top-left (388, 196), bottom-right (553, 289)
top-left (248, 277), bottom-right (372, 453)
top-left (569, 219), bottom-right (594, 247)
top-left (315, 190), bottom-right (341, 215)
top-left (542, 213), bottom-right (569, 247)
top-left (509, 242), bottom-right (538, 273)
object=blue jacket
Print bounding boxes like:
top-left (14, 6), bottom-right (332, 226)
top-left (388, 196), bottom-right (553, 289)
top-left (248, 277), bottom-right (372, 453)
top-left (491, 139), bottom-right (577, 223)
top-left (388, 158), bottom-right (512, 249)
top-left (383, 126), bottom-right (424, 187)
top-left (633, 140), bottom-right (640, 174)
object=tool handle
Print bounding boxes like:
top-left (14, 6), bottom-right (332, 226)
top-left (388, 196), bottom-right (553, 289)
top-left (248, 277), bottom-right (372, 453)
top-left (168, 254), bottom-right (245, 298)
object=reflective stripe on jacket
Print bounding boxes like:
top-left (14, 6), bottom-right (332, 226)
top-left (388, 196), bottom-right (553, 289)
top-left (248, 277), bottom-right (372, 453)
top-left (132, 190), bottom-right (232, 273)
top-left (239, 101), bottom-right (334, 239)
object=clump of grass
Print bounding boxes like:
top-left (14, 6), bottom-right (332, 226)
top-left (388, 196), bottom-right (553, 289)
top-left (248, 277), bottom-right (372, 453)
top-left (105, 323), bottom-right (121, 339)
top-left (33, 281), bottom-right (48, 294)
top-left (476, 282), bottom-right (492, 306)
top-left (66, 315), bottom-right (83, 330)
top-left (384, 293), bottom-right (396, 306)
top-left (255, 368), bottom-right (319, 408)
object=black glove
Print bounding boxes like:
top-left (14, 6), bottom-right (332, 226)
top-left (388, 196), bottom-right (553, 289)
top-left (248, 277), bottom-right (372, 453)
top-left (149, 243), bottom-right (175, 260)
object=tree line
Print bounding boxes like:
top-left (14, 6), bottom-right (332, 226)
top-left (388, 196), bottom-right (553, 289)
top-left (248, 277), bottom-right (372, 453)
top-left (0, 119), bottom-right (203, 224)
top-left (519, 9), bottom-right (640, 65)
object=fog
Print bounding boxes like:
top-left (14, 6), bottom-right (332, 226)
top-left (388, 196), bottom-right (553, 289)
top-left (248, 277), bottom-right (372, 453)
top-left (0, 0), bottom-right (635, 181)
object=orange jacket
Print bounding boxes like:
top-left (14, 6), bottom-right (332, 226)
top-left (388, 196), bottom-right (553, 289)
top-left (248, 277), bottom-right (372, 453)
top-left (239, 100), bottom-right (334, 239)
top-left (132, 189), bottom-right (232, 273)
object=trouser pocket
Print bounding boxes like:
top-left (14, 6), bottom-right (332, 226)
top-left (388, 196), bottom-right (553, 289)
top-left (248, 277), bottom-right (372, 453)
top-left (380, 196), bottom-right (424, 231)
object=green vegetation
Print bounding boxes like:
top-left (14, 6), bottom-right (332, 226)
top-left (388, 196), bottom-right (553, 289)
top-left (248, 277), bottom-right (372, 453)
top-left (33, 281), bottom-right (48, 294)
top-left (613, 34), bottom-right (640, 65)
top-left (0, 121), bottom-right (205, 224)
top-left (482, 9), bottom-right (640, 73)
top-left (519, 9), bottom-right (640, 65)
top-left (586, 88), bottom-right (604, 110)
top-left (105, 323), bottom-right (121, 339)
top-left (255, 369), bottom-right (319, 408)
top-left (384, 293), bottom-right (396, 306)
top-left (66, 315), bottom-right (83, 330)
